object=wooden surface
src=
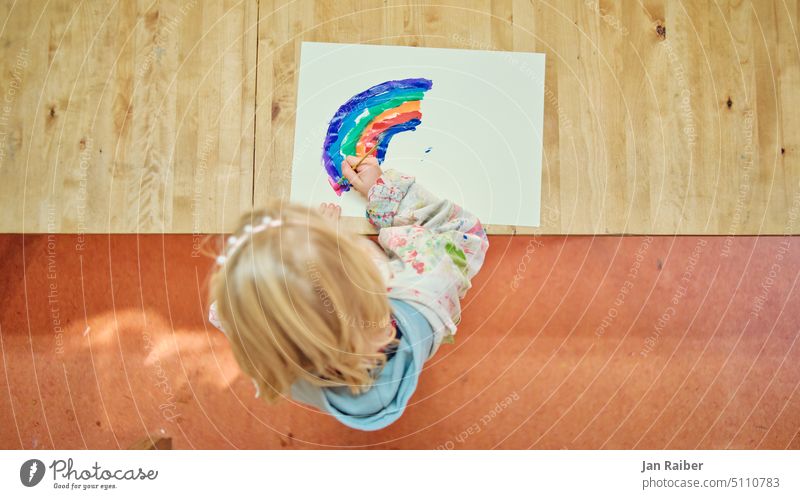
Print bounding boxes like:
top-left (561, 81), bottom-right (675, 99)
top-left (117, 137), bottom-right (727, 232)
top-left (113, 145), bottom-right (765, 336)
top-left (0, 0), bottom-right (256, 233)
top-left (1, 0), bottom-right (798, 234)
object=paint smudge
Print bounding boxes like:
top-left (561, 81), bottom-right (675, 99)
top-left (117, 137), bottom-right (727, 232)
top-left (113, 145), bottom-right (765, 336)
top-left (322, 78), bottom-right (433, 195)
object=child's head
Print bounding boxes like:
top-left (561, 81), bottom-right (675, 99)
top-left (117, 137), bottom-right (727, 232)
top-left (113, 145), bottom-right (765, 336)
top-left (210, 203), bottom-right (393, 402)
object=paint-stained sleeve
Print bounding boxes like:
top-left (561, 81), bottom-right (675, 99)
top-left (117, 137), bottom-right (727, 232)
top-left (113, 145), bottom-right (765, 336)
top-left (366, 170), bottom-right (489, 349)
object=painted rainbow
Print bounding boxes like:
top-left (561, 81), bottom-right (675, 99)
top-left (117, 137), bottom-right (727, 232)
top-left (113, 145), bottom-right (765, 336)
top-left (322, 78), bottom-right (433, 195)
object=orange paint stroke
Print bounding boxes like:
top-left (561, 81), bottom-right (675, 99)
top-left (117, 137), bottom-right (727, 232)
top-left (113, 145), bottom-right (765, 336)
top-left (356, 101), bottom-right (421, 156)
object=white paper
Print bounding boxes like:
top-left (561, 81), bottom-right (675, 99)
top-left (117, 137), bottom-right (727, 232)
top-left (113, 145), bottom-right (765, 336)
top-left (291, 42), bottom-right (545, 227)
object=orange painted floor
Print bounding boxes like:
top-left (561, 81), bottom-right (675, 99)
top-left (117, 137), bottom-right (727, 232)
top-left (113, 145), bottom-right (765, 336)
top-left (0, 234), bottom-right (798, 449)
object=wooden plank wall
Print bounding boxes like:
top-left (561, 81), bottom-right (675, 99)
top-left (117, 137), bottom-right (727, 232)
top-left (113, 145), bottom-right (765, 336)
top-left (1, 1), bottom-right (798, 234)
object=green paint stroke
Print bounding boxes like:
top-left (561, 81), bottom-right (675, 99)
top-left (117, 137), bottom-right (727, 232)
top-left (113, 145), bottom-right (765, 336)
top-left (445, 241), bottom-right (468, 275)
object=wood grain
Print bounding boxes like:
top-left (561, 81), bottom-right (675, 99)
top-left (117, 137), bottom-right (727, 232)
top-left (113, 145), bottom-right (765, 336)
top-left (0, 0), bottom-right (257, 233)
top-left (2, 0), bottom-right (798, 234)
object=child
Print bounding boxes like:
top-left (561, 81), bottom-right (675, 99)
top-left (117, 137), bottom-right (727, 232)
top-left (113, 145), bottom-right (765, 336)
top-left (208, 155), bottom-right (489, 430)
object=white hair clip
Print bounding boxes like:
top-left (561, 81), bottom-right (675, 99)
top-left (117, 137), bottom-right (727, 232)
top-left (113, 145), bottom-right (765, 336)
top-left (216, 215), bottom-right (282, 265)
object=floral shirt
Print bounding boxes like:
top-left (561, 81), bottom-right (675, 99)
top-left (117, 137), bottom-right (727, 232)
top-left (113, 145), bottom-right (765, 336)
top-left (367, 169), bottom-right (489, 355)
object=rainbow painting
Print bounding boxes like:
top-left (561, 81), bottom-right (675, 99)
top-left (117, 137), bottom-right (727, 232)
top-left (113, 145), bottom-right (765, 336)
top-left (322, 78), bottom-right (433, 195)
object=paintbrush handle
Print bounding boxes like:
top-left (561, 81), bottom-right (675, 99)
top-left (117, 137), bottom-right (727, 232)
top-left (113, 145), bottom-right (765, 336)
top-left (352, 141), bottom-right (380, 171)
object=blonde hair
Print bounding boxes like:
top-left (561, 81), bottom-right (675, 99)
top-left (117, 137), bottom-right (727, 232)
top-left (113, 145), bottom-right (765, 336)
top-left (209, 203), bottom-right (394, 402)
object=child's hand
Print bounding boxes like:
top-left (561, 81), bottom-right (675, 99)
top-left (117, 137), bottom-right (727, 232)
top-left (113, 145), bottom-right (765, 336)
top-left (318, 202), bottom-right (341, 222)
top-left (341, 155), bottom-right (382, 197)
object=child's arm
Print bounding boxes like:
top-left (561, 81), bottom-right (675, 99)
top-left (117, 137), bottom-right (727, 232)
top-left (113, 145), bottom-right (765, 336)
top-left (342, 155), bottom-right (488, 279)
top-left (366, 169), bottom-right (489, 280)
top-left (342, 156), bottom-right (489, 351)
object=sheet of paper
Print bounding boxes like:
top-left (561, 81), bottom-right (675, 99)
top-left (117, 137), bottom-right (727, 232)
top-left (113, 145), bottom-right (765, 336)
top-left (291, 42), bottom-right (545, 227)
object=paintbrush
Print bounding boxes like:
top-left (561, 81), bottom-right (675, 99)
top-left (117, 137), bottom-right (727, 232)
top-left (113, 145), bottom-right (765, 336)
top-left (350, 134), bottom-right (383, 171)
